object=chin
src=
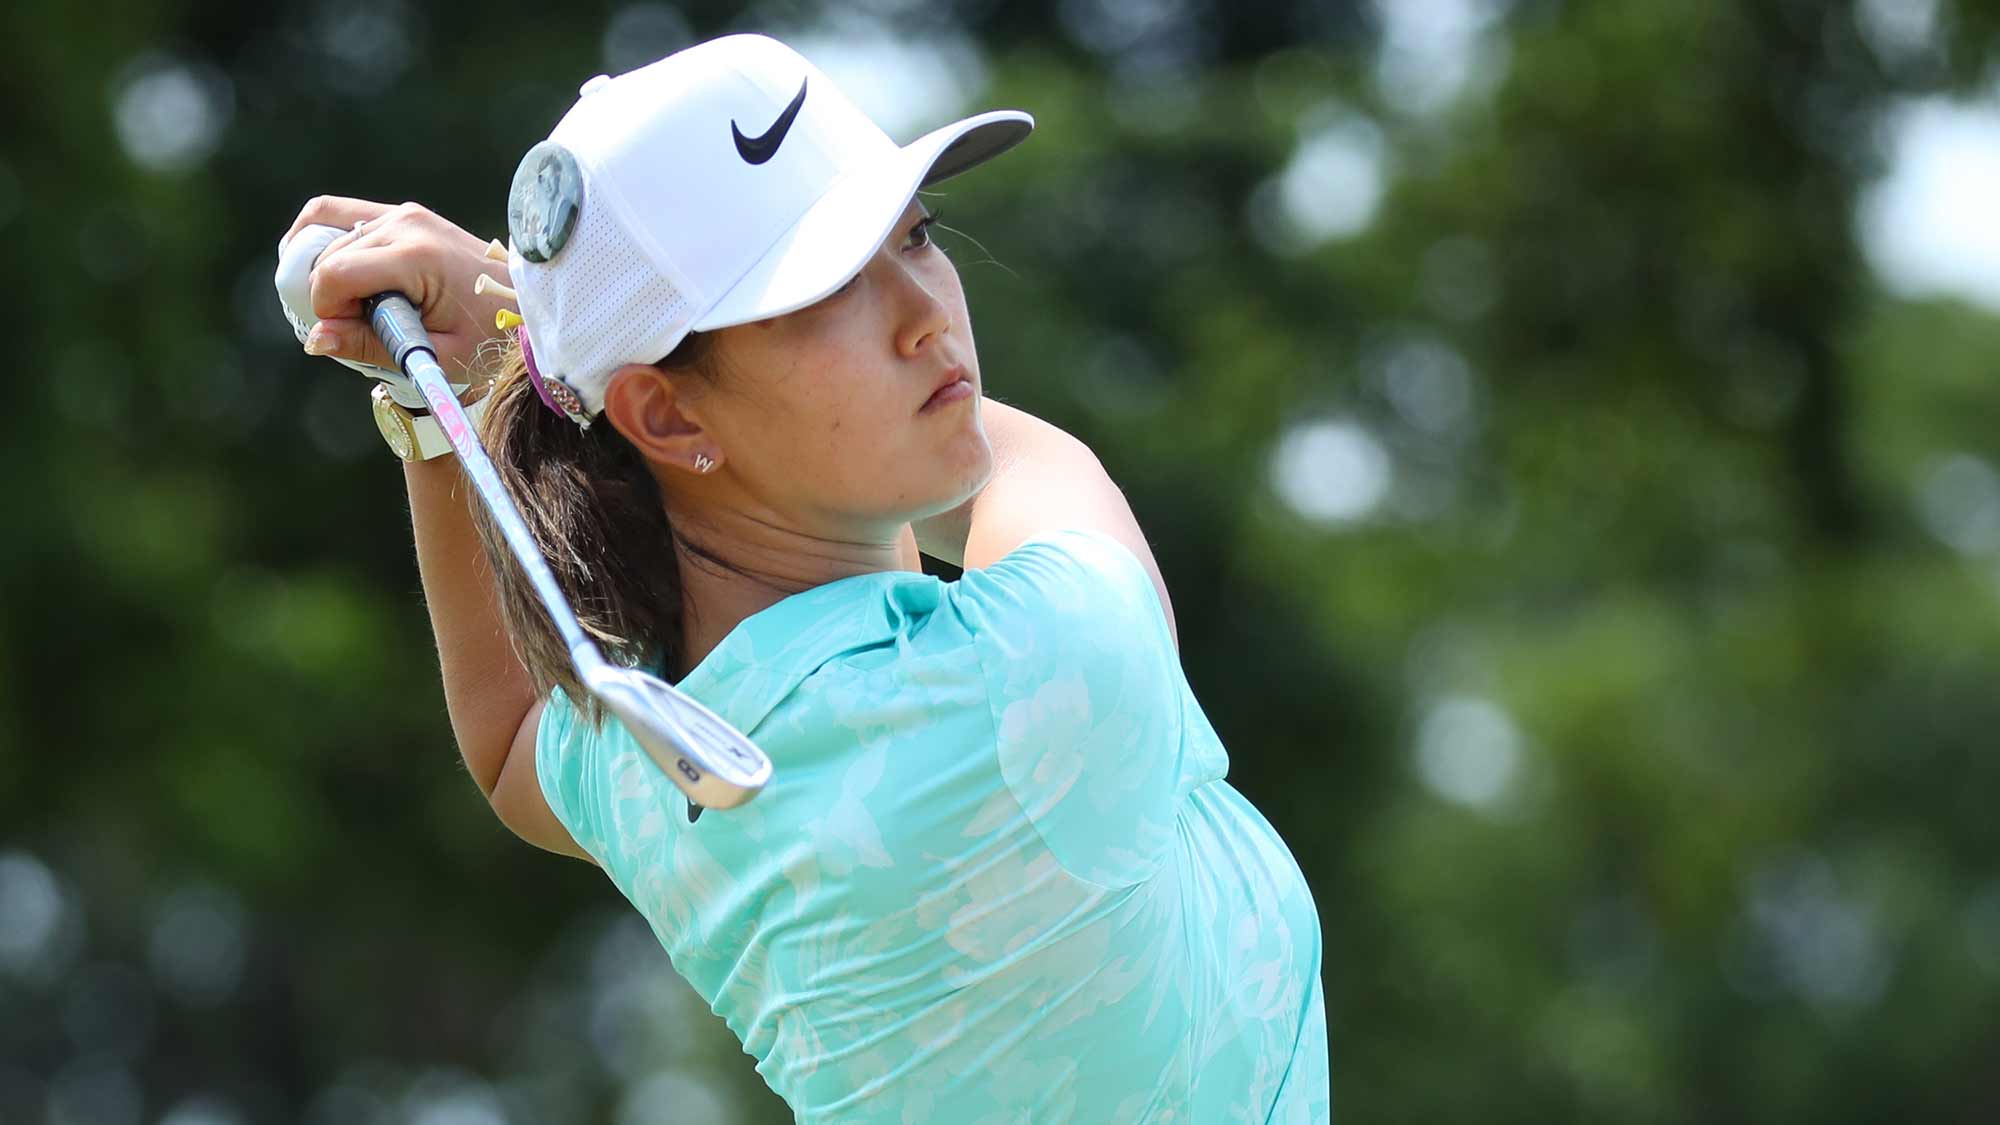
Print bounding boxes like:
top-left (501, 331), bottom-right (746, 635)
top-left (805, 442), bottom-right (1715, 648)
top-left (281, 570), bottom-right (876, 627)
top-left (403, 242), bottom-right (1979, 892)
top-left (907, 439), bottom-right (993, 523)
top-left (951, 425), bottom-right (996, 496)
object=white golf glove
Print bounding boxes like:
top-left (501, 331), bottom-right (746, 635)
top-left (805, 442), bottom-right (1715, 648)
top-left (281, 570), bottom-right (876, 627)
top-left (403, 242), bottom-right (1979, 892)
top-left (274, 223), bottom-right (465, 408)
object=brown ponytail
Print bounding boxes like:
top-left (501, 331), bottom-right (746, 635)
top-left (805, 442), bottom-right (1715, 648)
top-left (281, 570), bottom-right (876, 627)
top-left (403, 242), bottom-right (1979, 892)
top-left (467, 331), bottom-right (717, 722)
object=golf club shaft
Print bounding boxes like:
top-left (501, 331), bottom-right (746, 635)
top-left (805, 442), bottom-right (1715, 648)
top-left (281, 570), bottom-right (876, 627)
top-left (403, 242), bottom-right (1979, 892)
top-left (366, 293), bottom-right (602, 674)
top-left (362, 292), bottom-right (768, 810)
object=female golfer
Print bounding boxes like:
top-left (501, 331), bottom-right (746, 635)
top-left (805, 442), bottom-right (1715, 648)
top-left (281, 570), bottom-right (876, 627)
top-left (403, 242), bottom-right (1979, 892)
top-left (285, 33), bottom-right (1327, 1122)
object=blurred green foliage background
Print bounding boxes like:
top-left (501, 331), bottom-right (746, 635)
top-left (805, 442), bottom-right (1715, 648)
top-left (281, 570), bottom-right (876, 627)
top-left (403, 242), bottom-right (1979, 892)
top-left (4, 0), bottom-right (1999, 1121)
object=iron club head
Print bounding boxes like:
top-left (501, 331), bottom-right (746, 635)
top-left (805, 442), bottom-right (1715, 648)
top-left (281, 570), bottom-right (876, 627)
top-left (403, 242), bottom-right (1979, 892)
top-left (585, 662), bottom-right (773, 810)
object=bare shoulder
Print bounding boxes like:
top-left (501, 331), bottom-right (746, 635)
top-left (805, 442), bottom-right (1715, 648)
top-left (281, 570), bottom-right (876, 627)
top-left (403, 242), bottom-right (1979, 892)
top-left (957, 401), bottom-right (1178, 649)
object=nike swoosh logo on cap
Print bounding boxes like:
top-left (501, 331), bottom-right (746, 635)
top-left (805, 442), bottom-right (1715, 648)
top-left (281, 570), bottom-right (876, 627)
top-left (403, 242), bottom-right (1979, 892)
top-left (732, 78), bottom-right (808, 165)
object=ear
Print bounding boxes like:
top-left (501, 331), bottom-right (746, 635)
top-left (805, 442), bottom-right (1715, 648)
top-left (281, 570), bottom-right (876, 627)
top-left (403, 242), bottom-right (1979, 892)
top-left (601, 363), bottom-right (723, 475)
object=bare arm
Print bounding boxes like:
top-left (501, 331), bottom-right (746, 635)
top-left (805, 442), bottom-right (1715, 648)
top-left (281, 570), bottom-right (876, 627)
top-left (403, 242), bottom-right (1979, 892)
top-left (286, 195), bottom-right (588, 862)
top-left (406, 460), bottom-right (592, 862)
top-left (914, 398), bottom-right (1178, 648)
top-left (404, 458), bottom-right (529, 793)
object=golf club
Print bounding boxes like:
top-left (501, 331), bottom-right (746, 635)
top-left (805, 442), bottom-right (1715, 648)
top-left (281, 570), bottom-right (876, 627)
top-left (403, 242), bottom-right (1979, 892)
top-left (276, 228), bottom-right (772, 811)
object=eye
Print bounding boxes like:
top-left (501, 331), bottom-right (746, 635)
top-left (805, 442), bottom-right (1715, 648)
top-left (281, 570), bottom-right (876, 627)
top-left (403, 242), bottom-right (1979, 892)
top-left (906, 211), bottom-right (943, 251)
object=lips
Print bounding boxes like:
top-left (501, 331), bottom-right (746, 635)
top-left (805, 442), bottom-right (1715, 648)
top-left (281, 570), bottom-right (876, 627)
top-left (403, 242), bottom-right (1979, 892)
top-left (920, 364), bottom-right (976, 412)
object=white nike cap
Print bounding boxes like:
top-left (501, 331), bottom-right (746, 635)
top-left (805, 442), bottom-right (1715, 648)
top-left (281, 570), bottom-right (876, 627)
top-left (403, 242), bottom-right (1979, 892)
top-left (506, 33), bottom-right (1033, 425)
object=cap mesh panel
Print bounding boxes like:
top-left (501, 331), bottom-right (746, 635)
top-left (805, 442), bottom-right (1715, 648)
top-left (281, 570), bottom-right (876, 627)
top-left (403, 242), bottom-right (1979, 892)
top-left (520, 186), bottom-right (694, 414)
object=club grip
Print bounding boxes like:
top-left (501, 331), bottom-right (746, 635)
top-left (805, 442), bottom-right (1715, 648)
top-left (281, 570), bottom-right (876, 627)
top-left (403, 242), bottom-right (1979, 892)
top-left (363, 293), bottom-right (435, 373)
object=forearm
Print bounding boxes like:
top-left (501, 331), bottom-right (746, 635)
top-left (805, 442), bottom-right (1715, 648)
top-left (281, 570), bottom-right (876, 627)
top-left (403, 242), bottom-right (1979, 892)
top-left (405, 457), bottom-right (537, 795)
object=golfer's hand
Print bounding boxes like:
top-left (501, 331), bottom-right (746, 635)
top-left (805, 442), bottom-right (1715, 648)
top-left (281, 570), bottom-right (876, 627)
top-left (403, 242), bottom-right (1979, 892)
top-left (282, 196), bottom-right (513, 378)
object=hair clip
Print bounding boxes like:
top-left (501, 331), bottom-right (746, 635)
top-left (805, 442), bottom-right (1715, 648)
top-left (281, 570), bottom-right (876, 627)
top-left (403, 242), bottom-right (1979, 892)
top-left (546, 377), bottom-right (590, 428)
top-left (518, 326), bottom-right (592, 429)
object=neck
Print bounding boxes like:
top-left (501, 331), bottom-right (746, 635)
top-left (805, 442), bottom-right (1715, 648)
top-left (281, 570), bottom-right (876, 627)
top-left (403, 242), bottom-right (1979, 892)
top-left (667, 508), bottom-right (923, 680)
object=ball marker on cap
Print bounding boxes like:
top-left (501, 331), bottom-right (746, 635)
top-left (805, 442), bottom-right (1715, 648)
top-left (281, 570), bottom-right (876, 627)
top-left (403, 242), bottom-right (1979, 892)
top-left (508, 141), bottom-right (584, 263)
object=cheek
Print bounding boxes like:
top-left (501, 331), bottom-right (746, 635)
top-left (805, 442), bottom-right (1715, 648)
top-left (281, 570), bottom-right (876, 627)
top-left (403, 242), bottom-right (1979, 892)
top-left (809, 370), bottom-right (948, 509)
top-left (738, 288), bottom-right (979, 511)
top-left (767, 352), bottom-right (886, 481)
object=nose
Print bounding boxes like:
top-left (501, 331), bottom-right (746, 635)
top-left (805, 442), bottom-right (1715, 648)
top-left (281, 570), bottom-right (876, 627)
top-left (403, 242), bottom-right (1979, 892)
top-left (886, 252), bottom-right (952, 358)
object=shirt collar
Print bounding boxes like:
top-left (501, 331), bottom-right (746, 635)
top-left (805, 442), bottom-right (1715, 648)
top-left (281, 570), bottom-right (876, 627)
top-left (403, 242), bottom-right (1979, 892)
top-left (671, 568), bottom-right (943, 738)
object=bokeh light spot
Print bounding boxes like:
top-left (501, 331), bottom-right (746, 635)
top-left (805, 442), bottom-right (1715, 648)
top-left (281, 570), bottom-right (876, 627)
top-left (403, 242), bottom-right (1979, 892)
top-left (1742, 852), bottom-right (1890, 1012)
top-left (160, 1094), bottom-right (247, 1125)
top-left (404, 1069), bottom-right (507, 1125)
top-left (618, 1070), bottom-right (735, 1125)
top-left (1251, 107), bottom-right (1385, 251)
top-left (1913, 452), bottom-right (2000, 556)
top-left (1374, 333), bottom-right (1477, 440)
top-left (1415, 695), bottom-right (1522, 809)
top-left (1270, 417), bottom-right (1393, 524)
top-left (1371, 0), bottom-right (1510, 115)
top-left (1857, 0), bottom-right (1941, 63)
top-left (1964, 881), bottom-right (2000, 978)
top-left (147, 883), bottom-right (248, 1007)
top-left (0, 852), bottom-right (64, 975)
top-left (111, 54), bottom-right (234, 173)
top-left (47, 1056), bottom-right (141, 1125)
top-left (792, 20), bottom-right (985, 138)
top-left (602, 5), bottom-right (694, 75)
top-left (1860, 97), bottom-right (2000, 311)
top-left (310, 0), bottom-right (416, 97)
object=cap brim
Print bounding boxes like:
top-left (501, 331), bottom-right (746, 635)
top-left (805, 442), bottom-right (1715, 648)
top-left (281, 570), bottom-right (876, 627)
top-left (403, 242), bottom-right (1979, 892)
top-left (691, 109), bottom-right (1033, 332)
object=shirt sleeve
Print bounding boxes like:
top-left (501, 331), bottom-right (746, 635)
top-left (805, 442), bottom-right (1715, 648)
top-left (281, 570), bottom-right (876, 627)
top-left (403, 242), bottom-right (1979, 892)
top-left (948, 527), bottom-right (1189, 888)
top-left (535, 685), bottom-right (617, 870)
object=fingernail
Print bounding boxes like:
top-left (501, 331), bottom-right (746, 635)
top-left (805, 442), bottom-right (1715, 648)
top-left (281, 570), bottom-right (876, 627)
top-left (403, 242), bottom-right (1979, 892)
top-left (304, 326), bottom-right (331, 355)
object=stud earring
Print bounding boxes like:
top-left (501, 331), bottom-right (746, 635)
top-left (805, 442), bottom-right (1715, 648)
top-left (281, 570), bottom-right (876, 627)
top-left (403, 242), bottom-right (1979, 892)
top-left (694, 453), bottom-right (716, 473)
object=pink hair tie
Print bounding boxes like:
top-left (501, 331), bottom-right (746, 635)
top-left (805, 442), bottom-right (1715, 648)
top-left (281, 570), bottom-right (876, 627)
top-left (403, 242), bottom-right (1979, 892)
top-left (518, 325), bottom-right (561, 416)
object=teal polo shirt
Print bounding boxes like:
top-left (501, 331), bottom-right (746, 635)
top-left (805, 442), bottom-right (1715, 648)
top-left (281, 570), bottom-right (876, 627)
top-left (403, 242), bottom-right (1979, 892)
top-left (537, 529), bottom-right (1330, 1121)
